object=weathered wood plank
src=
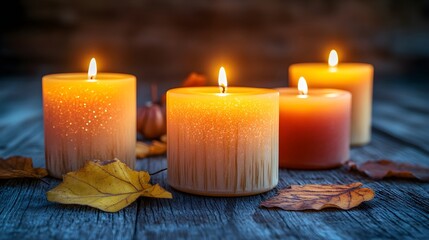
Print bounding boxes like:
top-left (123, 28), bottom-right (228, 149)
top-left (130, 131), bottom-right (429, 239)
top-left (3, 153), bottom-right (424, 239)
top-left (372, 79), bottom-right (429, 152)
top-left (1, 77), bottom-right (429, 240)
top-left (0, 178), bottom-right (137, 240)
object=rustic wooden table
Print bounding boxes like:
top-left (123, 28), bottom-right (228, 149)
top-left (0, 76), bottom-right (428, 239)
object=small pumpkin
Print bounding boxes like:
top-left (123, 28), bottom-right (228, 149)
top-left (137, 102), bottom-right (166, 139)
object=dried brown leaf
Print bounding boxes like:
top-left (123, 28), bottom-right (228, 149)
top-left (47, 159), bottom-right (172, 212)
top-left (0, 156), bottom-right (48, 179)
top-left (261, 182), bottom-right (374, 211)
top-left (136, 141), bottom-right (167, 158)
top-left (347, 160), bottom-right (429, 181)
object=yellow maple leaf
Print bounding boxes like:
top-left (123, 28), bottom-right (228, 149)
top-left (47, 159), bottom-right (172, 212)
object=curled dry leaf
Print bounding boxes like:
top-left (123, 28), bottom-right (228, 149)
top-left (136, 141), bottom-right (167, 159)
top-left (261, 182), bottom-right (374, 211)
top-left (47, 159), bottom-right (172, 212)
top-left (347, 160), bottom-right (429, 181)
top-left (0, 156), bottom-right (47, 179)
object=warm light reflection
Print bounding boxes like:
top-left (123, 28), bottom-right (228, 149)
top-left (328, 50), bottom-right (338, 67)
top-left (298, 76), bottom-right (308, 96)
top-left (325, 93), bottom-right (339, 98)
top-left (218, 66), bottom-right (228, 94)
top-left (88, 58), bottom-right (97, 80)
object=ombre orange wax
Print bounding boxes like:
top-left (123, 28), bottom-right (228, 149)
top-left (278, 87), bottom-right (351, 169)
top-left (167, 68), bottom-right (279, 196)
top-left (43, 59), bottom-right (136, 178)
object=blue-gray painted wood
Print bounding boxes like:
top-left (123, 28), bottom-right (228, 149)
top-left (0, 77), bottom-right (428, 240)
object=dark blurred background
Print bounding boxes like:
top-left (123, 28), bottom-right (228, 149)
top-left (1, 0), bottom-right (429, 98)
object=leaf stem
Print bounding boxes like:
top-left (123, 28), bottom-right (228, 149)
top-left (149, 168), bottom-right (167, 175)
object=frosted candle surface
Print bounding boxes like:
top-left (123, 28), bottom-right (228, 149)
top-left (167, 87), bottom-right (279, 196)
top-left (43, 73), bottom-right (136, 178)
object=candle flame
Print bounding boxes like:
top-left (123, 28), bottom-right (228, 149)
top-left (88, 58), bottom-right (97, 80)
top-left (218, 66), bottom-right (228, 94)
top-left (298, 76), bottom-right (308, 96)
top-left (328, 50), bottom-right (338, 67)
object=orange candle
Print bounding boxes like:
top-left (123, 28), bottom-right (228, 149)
top-left (278, 77), bottom-right (351, 169)
top-left (289, 50), bottom-right (373, 146)
top-left (167, 67), bottom-right (279, 196)
top-left (43, 58), bottom-right (136, 178)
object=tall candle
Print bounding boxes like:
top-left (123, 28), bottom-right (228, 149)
top-left (43, 58), bottom-right (136, 178)
top-left (289, 50), bottom-right (373, 145)
top-left (167, 67), bottom-right (279, 196)
top-left (279, 77), bottom-right (351, 169)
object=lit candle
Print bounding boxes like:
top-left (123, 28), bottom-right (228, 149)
top-left (289, 50), bottom-right (373, 145)
top-left (43, 58), bottom-right (136, 178)
top-left (278, 77), bottom-right (351, 169)
top-left (167, 67), bottom-right (279, 196)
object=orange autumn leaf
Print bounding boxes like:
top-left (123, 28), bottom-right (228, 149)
top-left (261, 182), bottom-right (374, 211)
top-left (47, 159), bottom-right (172, 212)
top-left (0, 156), bottom-right (48, 179)
top-left (161, 73), bottom-right (207, 105)
top-left (347, 160), bottom-right (429, 181)
top-left (136, 141), bottom-right (167, 159)
top-left (181, 72), bottom-right (207, 87)
top-left (160, 134), bottom-right (167, 143)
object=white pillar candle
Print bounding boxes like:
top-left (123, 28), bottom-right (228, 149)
top-left (167, 67), bottom-right (279, 196)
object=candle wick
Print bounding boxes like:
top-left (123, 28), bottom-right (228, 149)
top-left (89, 75), bottom-right (95, 80)
top-left (221, 85), bottom-right (226, 94)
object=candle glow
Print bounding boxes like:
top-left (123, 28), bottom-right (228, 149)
top-left (88, 58), bottom-right (97, 80)
top-left (218, 67), bottom-right (228, 94)
top-left (297, 76), bottom-right (308, 96)
top-left (328, 50), bottom-right (338, 67)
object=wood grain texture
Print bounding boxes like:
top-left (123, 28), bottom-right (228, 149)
top-left (1, 77), bottom-right (429, 239)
